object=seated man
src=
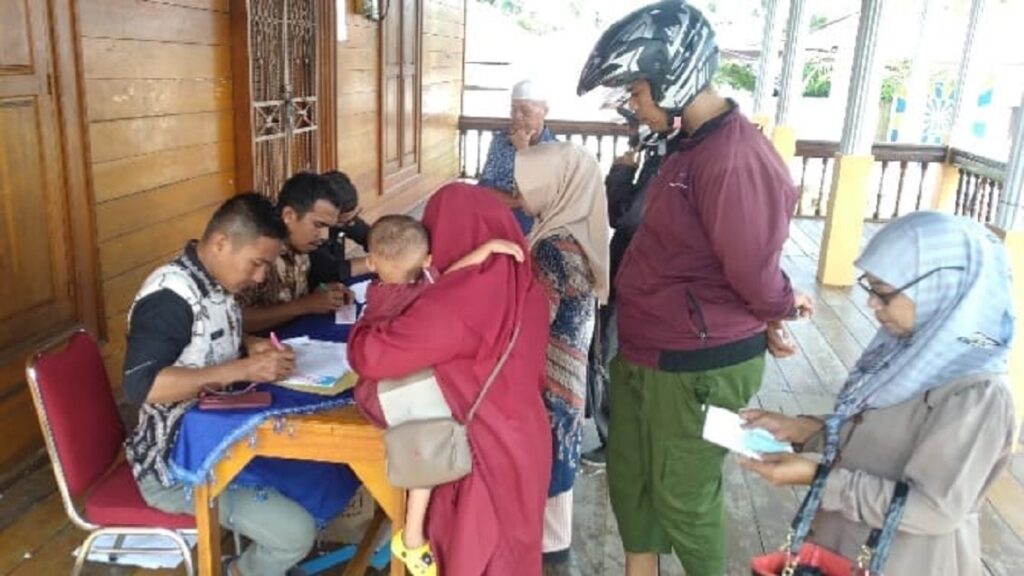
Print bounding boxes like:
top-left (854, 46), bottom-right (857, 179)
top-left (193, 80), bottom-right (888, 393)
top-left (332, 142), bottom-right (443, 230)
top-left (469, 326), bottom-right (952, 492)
top-left (308, 170), bottom-right (371, 286)
top-left (123, 193), bottom-right (313, 576)
top-left (240, 172), bottom-right (354, 332)
top-left (478, 78), bottom-right (557, 233)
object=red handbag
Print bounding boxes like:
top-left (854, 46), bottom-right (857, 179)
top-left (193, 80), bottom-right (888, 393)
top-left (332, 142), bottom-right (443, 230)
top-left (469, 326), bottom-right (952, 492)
top-left (750, 543), bottom-right (852, 576)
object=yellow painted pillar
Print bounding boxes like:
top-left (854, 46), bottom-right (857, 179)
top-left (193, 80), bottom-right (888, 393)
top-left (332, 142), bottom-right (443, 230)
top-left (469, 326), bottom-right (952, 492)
top-left (771, 124), bottom-right (797, 164)
top-left (1002, 229), bottom-right (1024, 435)
top-left (816, 0), bottom-right (886, 287)
top-left (818, 154), bottom-right (874, 286)
top-left (932, 162), bottom-right (961, 213)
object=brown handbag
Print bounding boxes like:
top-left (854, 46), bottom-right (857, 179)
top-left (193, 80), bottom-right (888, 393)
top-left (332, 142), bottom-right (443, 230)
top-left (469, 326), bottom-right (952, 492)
top-left (382, 323), bottom-right (521, 489)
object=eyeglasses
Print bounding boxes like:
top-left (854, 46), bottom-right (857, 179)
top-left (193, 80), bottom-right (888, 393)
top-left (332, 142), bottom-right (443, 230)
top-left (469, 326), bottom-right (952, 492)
top-left (857, 266), bottom-right (964, 305)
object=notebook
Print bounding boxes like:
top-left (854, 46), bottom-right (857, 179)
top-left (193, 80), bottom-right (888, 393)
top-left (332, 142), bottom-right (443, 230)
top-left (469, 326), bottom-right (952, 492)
top-left (274, 336), bottom-right (356, 396)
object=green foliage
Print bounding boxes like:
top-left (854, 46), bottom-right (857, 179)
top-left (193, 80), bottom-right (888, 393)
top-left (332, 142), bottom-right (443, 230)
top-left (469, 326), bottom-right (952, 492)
top-left (802, 60), bottom-right (831, 98)
top-left (715, 61), bottom-right (757, 92)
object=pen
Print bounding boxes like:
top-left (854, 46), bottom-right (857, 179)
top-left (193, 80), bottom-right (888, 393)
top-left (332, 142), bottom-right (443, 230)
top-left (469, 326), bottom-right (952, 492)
top-left (269, 331), bottom-right (285, 351)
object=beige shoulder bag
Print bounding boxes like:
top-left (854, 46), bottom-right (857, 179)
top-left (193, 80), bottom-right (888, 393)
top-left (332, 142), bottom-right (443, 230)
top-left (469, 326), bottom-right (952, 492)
top-left (382, 323), bottom-right (522, 489)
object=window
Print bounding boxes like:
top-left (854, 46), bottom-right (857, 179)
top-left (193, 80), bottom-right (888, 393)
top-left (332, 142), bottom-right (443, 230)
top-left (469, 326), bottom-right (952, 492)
top-left (381, 0), bottom-right (421, 186)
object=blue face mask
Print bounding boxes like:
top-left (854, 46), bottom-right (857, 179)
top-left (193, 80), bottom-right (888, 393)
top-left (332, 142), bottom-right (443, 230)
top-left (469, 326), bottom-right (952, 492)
top-left (744, 427), bottom-right (794, 457)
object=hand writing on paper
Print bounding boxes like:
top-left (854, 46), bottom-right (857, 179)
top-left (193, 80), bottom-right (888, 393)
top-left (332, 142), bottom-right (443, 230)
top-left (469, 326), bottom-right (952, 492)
top-left (245, 337), bottom-right (278, 356)
top-left (301, 283), bottom-right (354, 314)
top-left (244, 349), bottom-right (295, 382)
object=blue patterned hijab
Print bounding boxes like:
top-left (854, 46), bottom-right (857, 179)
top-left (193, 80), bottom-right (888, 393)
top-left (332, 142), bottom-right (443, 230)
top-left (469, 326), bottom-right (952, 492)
top-left (832, 211), bottom-right (1014, 427)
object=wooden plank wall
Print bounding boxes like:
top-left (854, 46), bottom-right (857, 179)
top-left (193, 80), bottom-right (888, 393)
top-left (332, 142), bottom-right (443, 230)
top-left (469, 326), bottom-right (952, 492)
top-left (77, 0), bottom-right (235, 379)
top-left (338, 0), bottom-right (465, 218)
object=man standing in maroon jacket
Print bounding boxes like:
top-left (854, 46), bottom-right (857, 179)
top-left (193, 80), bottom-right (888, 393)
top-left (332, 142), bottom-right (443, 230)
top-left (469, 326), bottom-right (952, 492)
top-left (577, 3), bottom-right (813, 575)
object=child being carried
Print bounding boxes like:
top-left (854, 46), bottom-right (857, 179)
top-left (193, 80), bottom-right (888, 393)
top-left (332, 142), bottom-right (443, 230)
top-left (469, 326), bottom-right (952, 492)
top-left (352, 214), bottom-right (522, 576)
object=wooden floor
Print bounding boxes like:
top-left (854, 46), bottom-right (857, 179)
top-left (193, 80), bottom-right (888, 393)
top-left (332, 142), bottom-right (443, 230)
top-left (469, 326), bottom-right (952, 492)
top-left (3, 218), bottom-right (1024, 575)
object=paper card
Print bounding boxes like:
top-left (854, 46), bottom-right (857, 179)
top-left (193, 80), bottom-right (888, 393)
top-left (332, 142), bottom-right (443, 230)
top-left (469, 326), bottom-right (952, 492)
top-left (349, 279), bottom-right (371, 304)
top-left (702, 405), bottom-right (793, 460)
top-left (335, 303), bottom-right (359, 324)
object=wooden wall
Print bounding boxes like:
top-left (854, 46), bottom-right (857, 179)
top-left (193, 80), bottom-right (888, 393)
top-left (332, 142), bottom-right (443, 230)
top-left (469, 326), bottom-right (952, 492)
top-left (1, 0), bottom-right (465, 475)
top-left (77, 0), bottom-right (236, 380)
top-left (338, 0), bottom-right (465, 218)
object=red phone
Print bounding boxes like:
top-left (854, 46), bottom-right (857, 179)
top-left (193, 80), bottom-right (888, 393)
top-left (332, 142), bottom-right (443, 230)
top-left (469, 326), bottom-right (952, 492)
top-left (198, 390), bottom-right (272, 411)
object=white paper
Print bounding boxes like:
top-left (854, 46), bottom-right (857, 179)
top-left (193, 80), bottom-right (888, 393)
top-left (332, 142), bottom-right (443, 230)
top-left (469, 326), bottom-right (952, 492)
top-left (702, 405), bottom-right (793, 460)
top-left (72, 534), bottom-right (197, 569)
top-left (349, 279), bottom-right (371, 304)
top-left (279, 337), bottom-right (350, 388)
top-left (335, 303), bottom-right (359, 324)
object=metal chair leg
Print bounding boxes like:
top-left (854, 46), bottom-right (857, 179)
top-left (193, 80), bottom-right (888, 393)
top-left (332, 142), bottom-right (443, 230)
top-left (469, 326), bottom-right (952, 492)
top-left (170, 531), bottom-right (196, 576)
top-left (71, 531), bottom-right (103, 576)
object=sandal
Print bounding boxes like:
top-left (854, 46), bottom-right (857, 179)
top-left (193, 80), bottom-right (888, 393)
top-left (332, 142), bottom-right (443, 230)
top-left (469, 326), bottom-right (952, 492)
top-left (390, 530), bottom-right (437, 575)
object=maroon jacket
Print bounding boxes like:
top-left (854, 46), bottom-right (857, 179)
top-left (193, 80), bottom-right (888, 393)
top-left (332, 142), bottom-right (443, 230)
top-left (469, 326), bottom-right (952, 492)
top-left (616, 107), bottom-right (797, 371)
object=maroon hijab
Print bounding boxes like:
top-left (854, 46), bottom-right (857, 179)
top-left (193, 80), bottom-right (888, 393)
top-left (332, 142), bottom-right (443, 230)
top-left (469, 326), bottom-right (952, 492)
top-left (421, 183), bottom-right (534, 372)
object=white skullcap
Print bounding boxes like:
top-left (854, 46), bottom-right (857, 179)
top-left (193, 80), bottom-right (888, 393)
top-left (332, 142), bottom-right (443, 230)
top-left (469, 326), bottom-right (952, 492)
top-left (511, 79), bottom-right (547, 102)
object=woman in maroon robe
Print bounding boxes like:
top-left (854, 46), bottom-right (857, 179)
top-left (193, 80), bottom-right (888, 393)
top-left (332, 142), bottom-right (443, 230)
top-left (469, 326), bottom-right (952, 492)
top-left (349, 183), bottom-right (552, 575)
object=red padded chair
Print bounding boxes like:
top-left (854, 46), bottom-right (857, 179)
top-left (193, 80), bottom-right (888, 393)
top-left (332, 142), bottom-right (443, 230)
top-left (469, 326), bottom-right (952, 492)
top-left (26, 328), bottom-right (196, 576)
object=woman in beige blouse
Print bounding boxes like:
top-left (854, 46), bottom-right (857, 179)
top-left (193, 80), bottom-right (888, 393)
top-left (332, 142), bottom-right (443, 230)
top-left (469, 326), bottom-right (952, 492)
top-left (741, 211), bottom-right (1016, 575)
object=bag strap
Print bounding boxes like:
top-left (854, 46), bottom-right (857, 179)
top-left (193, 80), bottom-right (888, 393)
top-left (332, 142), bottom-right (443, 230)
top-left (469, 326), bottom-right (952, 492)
top-left (786, 463), bottom-right (831, 554)
top-left (786, 467), bottom-right (910, 574)
top-left (861, 480), bottom-right (910, 573)
top-left (465, 322), bottom-right (522, 424)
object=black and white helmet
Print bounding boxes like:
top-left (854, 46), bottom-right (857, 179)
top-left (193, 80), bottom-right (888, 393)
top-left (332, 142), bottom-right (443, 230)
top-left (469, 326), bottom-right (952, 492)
top-left (577, 1), bottom-right (719, 115)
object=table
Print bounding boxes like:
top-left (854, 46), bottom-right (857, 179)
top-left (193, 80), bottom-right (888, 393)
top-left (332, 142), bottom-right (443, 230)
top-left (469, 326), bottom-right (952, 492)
top-left (193, 310), bottom-right (405, 575)
top-left (194, 405), bottom-right (406, 575)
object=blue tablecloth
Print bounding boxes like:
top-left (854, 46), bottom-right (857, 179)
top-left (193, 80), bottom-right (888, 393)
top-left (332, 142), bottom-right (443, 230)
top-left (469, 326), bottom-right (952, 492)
top-left (169, 313), bottom-right (361, 527)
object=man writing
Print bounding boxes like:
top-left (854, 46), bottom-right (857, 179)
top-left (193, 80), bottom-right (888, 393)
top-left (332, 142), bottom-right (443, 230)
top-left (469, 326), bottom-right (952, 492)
top-left (241, 172), bottom-right (354, 332)
top-left (123, 193), bottom-right (316, 575)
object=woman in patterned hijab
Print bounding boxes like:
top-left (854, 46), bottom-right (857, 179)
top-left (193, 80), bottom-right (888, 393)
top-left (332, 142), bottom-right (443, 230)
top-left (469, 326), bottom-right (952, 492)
top-left (741, 211), bottom-right (1016, 575)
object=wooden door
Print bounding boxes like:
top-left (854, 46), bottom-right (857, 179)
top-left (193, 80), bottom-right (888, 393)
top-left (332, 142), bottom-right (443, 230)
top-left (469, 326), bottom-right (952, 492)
top-left (0, 0), bottom-right (86, 468)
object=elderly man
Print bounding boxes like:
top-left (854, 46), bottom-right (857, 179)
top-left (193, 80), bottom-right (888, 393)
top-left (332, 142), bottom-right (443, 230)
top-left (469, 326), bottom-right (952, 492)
top-left (479, 78), bottom-right (558, 233)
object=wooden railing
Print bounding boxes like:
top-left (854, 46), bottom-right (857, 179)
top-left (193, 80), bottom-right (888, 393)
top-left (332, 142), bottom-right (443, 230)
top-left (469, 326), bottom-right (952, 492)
top-left (793, 141), bottom-right (948, 220)
top-left (949, 148), bottom-right (1007, 223)
top-left (457, 116), bottom-right (1007, 223)
top-left (459, 116), bottom-right (630, 180)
